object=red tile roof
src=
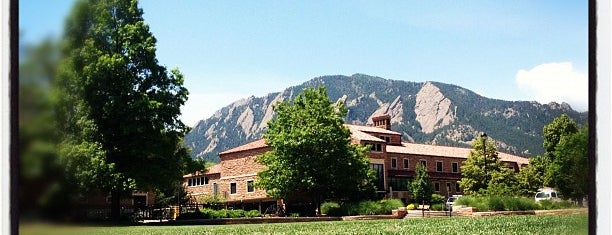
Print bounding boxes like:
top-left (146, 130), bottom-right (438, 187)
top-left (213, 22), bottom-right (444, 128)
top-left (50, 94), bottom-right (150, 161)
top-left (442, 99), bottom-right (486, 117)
top-left (387, 142), bottom-right (529, 165)
top-left (219, 139), bottom-right (269, 155)
top-left (182, 164), bottom-right (223, 178)
top-left (344, 124), bottom-right (401, 135)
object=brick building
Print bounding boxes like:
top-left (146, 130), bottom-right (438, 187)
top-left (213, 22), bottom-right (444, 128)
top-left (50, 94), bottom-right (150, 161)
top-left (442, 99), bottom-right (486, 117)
top-left (184, 115), bottom-right (529, 210)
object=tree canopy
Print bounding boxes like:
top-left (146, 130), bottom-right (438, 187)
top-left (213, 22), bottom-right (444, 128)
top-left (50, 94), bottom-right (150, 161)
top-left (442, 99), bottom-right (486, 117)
top-left (410, 163), bottom-right (433, 204)
top-left (550, 125), bottom-right (588, 203)
top-left (458, 135), bottom-right (516, 196)
top-left (55, 0), bottom-right (195, 220)
top-left (255, 86), bottom-right (375, 213)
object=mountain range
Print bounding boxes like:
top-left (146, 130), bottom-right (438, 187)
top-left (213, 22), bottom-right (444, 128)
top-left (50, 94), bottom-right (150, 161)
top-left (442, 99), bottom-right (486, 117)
top-left (184, 74), bottom-right (587, 163)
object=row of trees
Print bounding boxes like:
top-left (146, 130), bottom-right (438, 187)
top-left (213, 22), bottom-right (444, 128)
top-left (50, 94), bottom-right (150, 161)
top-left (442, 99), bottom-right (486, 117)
top-left (20, 0), bottom-right (204, 220)
top-left (456, 114), bottom-right (588, 203)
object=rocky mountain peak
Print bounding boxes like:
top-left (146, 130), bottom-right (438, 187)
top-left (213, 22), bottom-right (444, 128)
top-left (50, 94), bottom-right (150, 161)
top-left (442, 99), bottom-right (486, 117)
top-left (414, 82), bottom-right (456, 133)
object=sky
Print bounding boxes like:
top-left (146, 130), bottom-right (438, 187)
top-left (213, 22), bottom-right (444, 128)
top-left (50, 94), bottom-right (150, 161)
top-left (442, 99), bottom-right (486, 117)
top-left (20, 1), bottom-right (589, 127)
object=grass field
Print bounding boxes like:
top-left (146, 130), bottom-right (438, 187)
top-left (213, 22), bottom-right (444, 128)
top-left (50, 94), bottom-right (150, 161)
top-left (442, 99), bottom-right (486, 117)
top-left (20, 213), bottom-right (588, 235)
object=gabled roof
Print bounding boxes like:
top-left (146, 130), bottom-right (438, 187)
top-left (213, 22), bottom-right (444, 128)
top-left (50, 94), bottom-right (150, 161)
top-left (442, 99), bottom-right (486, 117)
top-left (183, 164), bottom-right (223, 178)
top-left (219, 139), bottom-right (268, 155)
top-left (344, 124), bottom-right (401, 135)
top-left (387, 142), bottom-right (529, 165)
top-left (345, 125), bottom-right (385, 143)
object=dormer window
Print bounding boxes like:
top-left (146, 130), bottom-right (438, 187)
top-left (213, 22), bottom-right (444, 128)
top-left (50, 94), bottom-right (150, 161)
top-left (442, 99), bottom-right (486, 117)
top-left (379, 136), bottom-right (390, 143)
top-left (367, 142), bottom-right (383, 152)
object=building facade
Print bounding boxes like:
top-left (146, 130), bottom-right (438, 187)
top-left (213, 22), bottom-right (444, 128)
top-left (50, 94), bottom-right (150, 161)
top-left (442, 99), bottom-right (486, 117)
top-left (184, 115), bottom-right (529, 208)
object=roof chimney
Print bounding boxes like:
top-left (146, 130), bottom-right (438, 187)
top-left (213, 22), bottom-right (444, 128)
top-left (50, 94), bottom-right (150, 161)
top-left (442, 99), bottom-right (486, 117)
top-left (372, 114), bottom-right (391, 130)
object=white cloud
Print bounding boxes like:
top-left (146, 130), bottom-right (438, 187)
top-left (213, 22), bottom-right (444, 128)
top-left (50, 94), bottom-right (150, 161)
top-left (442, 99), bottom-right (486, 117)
top-left (515, 62), bottom-right (587, 111)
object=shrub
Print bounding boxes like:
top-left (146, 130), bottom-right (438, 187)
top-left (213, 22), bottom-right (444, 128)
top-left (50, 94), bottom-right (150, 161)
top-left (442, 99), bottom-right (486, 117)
top-left (245, 210), bottom-right (261, 218)
top-left (430, 203), bottom-right (445, 211)
top-left (431, 194), bottom-right (446, 204)
top-left (379, 199), bottom-right (405, 214)
top-left (357, 201), bottom-right (382, 215)
top-left (406, 203), bottom-right (416, 210)
top-left (290, 213), bottom-right (300, 217)
top-left (321, 202), bottom-right (343, 216)
top-left (226, 209), bottom-right (245, 218)
top-left (455, 196), bottom-right (475, 207)
top-left (341, 203), bottom-right (359, 216)
top-left (538, 200), bottom-right (578, 210)
top-left (487, 196), bottom-right (505, 211)
top-left (504, 197), bottom-right (538, 211)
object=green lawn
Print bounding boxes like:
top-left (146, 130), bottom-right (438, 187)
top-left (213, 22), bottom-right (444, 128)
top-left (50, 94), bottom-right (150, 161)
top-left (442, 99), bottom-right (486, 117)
top-left (20, 213), bottom-right (588, 235)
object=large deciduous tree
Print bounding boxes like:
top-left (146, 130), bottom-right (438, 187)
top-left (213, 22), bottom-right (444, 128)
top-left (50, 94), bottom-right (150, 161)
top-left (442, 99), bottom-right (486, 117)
top-left (458, 136), bottom-right (516, 196)
top-left (255, 86), bottom-right (375, 214)
top-left (543, 114), bottom-right (578, 161)
top-left (55, 0), bottom-right (193, 220)
top-left (551, 126), bottom-right (588, 203)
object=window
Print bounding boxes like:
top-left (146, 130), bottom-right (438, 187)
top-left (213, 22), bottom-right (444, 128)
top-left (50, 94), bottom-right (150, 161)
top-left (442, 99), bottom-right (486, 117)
top-left (391, 157), bottom-right (397, 169)
top-left (369, 143), bottom-right (383, 152)
top-left (388, 177), bottom-right (410, 191)
top-left (247, 180), bottom-right (255, 193)
top-left (204, 177), bottom-right (209, 185)
top-left (436, 161), bottom-right (443, 172)
top-left (196, 177), bottom-right (200, 186)
top-left (379, 136), bottom-right (390, 142)
top-left (213, 183), bottom-right (219, 196)
top-left (434, 182), bottom-right (440, 192)
top-left (370, 164), bottom-right (385, 191)
top-left (188, 178), bottom-right (193, 186)
top-left (403, 159), bottom-right (409, 169)
top-left (420, 160), bottom-right (427, 168)
top-left (230, 182), bottom-right (237, 194)
top-left (446, 182), bottom-right (451, 193)
top-left (452, 162), bottom-right (459, 173)
top-left (455, 182), bottom-right (461, 192)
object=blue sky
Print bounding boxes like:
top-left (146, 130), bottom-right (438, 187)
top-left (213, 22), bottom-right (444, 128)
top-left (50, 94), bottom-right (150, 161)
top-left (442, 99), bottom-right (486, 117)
top-left (20, 1), bottom-right (588, 126)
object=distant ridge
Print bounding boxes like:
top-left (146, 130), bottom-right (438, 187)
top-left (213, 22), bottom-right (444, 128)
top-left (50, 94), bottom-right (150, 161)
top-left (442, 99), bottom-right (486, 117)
top-left (185, 74), bottom-right (587, 163)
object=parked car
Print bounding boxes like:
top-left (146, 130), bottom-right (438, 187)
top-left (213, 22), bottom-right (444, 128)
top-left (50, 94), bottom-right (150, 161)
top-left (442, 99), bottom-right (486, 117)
top-left (446, 196), bottom-right (459, 210)
top-left (535, 189), bottom-right (560, 202)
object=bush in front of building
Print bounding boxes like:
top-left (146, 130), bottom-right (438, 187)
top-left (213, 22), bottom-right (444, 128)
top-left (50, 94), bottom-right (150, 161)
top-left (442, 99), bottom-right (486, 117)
top-left (321, 202), bottom-right (343, 216)
top-left (379, 199), bottom-right (405, 214)
top-left (537, 200), bottom-right (579, 210)
top-left (455, 196), bottom-right (540, 211)
top-left (176, 208), bottom-right (261, 220)
top-left (320, 199), bottom-right (405, 216)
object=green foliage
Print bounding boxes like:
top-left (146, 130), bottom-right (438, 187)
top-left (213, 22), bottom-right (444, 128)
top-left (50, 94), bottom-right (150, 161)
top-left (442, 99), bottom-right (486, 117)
top-left (410, 163), bottom-right (433, 204)
top-left (321, 202), bottom-right (342, 216)
top-left (20, 213), bottom-right (589, 235)
top-left (356, 201), bottom-right (382, 215)
top-left (455, 196), bottom-right (540, 211)
top-left (379, 199), bottom-right (405, 214)
top-left (516, 155), bottom-right (551, 196)
top-left (255, 86), bottom-right (376, 209)
top-left (538, 200), bottom-right (579, 210)
top-left (430, 203), bottom-right (445, 211)
top-left (245, 210), bottom-right (262, 218)
top-left (551, 126), bottom-right (588, 203)
top-left (430, 194), bottom-right (445, 204)
top-left (459, 136), bottom-right (517, 196)
top-left (406, 203), bottom-right (416, 210)
top-left (321, 199), bottom-right (405, 216)
top-left (543, 114), bottom-right (578, 160)
top-left (55, 0), bottom-right (195, 219)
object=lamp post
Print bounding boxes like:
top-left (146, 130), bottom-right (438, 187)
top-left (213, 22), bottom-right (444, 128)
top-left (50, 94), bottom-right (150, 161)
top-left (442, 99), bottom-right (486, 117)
top-left (481, 132), bottom-right (488, 188)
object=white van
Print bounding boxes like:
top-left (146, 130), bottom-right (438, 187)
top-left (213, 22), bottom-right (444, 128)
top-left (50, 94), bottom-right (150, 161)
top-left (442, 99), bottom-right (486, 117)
top-left (534, 189), bottom-right (559, 202)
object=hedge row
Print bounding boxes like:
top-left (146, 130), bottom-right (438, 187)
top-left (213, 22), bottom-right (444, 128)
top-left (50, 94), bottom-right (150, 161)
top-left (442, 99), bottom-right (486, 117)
top-left (177, 208), bottom-right (261, 220)
top-left (455, 196), bottom-right (578, 211)
top-left (321, 199), bottom-right (404, 216)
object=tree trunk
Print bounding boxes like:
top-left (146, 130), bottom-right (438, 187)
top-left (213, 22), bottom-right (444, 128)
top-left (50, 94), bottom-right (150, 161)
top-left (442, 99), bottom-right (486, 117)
top-left (111, 189), bottom-right (121, 221)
